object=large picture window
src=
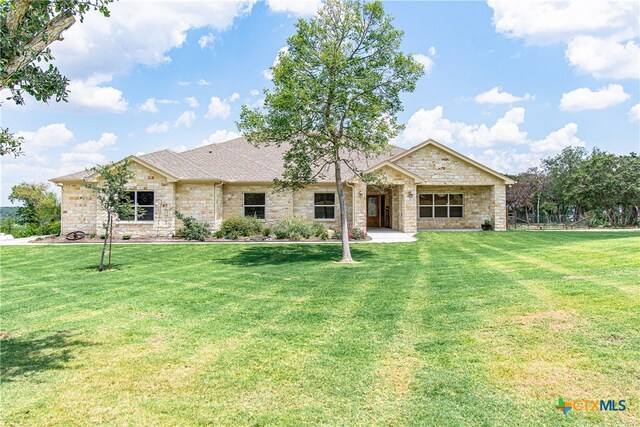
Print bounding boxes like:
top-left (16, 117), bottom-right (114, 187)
top-left (244, 193), bottom-right (266, 219)
top-left (419, 193), bottom-right (463, 218)
top-left (121, 191), bottom-right (154, 221)
top-left (314, 193), bottom-right (336, 219)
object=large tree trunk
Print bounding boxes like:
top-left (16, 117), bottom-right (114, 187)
top-left (335, 160), bottom-right (353, 263)
top-left (99, 214), bottom-right (111, 271)
top-left (3, 10), bottom-right (76, 80)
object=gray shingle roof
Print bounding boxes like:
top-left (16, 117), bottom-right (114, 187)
top-left (51, 137), bottom-right (405, 183)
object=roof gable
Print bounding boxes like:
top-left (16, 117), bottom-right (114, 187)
top-left (387, 139), bottom-right (515, 184)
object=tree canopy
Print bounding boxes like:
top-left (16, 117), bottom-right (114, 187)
top-left (237, 0), bottom-right (424, 262)
top-left (0, 0), bottom-right (114, 156)
top-left (508, 147), bottom-right (640, 227)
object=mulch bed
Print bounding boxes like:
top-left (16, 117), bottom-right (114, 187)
top-left (35, 235), bottom-right (371, 244)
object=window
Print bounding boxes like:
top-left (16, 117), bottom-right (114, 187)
top-left (419, 193), bottom-right (463, 218)
top-left (244, 193), bottom-right (266, 219)
top-left (314, 193), bottom-right (335, 219)
top-left (121, 191), bottom-right (154, 221)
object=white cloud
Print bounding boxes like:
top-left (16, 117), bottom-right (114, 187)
top-left (138, 98), bottom-right (159, 113)
top-left (428, 46), bottom-right (437, 56)
top-left (471, 149), bottom-right (543, 174)
top-left (488, 0), bottom-right (638, 45)
top-left (266, 0), bottom-right (321, 16)
top-left (566, 36), bottom-right (640, 80)
top-left (559, 84), bottom-right (630, 112)
top-left (185, 97), bottom-right (200, 108)
top-left (488, 0), bottom-right (640, 80)
top-left (470, 125), bottom-right (586, 174)
top-left (397, 105), bottom-right (586, 173)
top-left (67, 75), bottom-right (128, 112)
top-left (178, 81), bottom-right (190, 87)
top-left (15, 123), bottom-right (74, 155)
top-left (250, 89), bottom-right (260, 96)
top-left (629, 103), bottom-right (640, 122)
top-left (205, 93), bottom-right (240, 119)
top-left (475, 86), bottom-right (533, 104)
top-left (174, 110), bottom-right (196, 128)
top-left (138, 97), bottom-right (178, 112)
top-left (197, 79), bottom-right (211, 86)
top-left (263, 46), bottom-right (289, 80)
top-left (201, 129), bottom-right (241, 145)
top-left (198, 33), bottom-right (216, 49)
top-left (397, 106), bottom-right (529, 148)
top-left (412, 54), bottom-right (434, 74)
top-left (530, 123), bottom-right (585, 153)
top-left (51, 0), bottom-right (256, 80)
top-left (145, 122), bottom-right (170, 134)
top-left (60, 132), bottom-right (118, 164)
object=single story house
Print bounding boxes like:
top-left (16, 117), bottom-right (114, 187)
top-left (51, 138), bottom-right (514, 237)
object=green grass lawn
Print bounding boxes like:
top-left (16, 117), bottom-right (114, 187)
top-left (1, 231), bottom-right (638, 426)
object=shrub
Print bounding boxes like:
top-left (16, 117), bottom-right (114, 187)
top-left (122, 234), bottom-right (132, 240)
top-left (0, 218), bottom-right (61, 237)
top-left (41, 221), bottom-right (61, 235)
top-left (312, 221), bottom-right (325, 237)
top-left (262, 227), bottom-right (272, 237)
top-left (273, 217), bottom-right (316, 239)
top-left (333, 227), bottom-right (368, 240)
top-left (175, 211), bottom-right (211, 241)
top-left (214, 229), bottom-right (225, 239)
top-left (89, 233), bottom-right (97, 239)
top-left (220, 215), bottom-right (263, 237)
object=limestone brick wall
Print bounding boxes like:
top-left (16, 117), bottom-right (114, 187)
top-left (292, 183), bottom-right (353, 229)
top-left (100, 162), bottom-right (176, 238)
top-left (415, 185), bottom-right (492, 229)
top-left (175, 183), bottom-right (222, 231)
top-left (222, 184), bottom-right (293, 226)
top-left (491, 184), bottom-right (507, 231)
top-left (394, 145), bottom-right (503, 186)
top-left (60, 184), bottom-right (97, 234)
top-left (221, 183), bottom-right (355, 229)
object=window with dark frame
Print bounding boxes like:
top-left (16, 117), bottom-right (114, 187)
top-left (244, 193), bottom-right (266, 219)
top-left (418, 193), bottom-right (463, 218)
top-left (121, 191), bottom-right (154, 221)
top-left (314, 193), bottom-right (336, 219)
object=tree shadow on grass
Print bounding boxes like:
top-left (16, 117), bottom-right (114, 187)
top-left (221, 244), bottom-right (376, 266)
top-left (0, 331), bottom-right (92, 382)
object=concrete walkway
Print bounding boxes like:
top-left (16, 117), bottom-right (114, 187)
top-left (365, 228), bottom-right (417, 243)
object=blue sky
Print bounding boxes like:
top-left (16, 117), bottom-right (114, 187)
top-left (1, 0), bottom-right (639, 204)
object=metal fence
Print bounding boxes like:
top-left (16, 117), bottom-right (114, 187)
top-left (508, 214), bottom-right (590, 229)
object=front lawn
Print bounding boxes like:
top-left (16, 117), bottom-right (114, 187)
top-left (1, 232), bottom-right (638, 425)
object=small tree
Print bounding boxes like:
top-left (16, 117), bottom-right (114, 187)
top-left (85, 160), bottom-right (134, 271)
top-left (8, 182), bottom-right (60, 227)
top-left (237, 0), bottom-right (424, 262)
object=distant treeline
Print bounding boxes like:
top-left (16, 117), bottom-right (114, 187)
top-left (507, 147), bottom-right (640, 227)
top-left (0, 207), bottom-right (18, 218)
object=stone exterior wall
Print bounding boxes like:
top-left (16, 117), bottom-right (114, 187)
top-left (175, 183), bottom-right (222, 231)
top-left (415, 185), bottom-right (492, 230)
top-left (57, 142), bottom-right (510, 237)
top-left (221, 183), bottom-right (354, 229)
top-left (102, 162), bottom-right (176, 238)
top-left (292, 183), bottom-right (353, 229)
top-left (394, 144), bottom-right (504, 186)
top-left (60, 184), bottom-right (97, 235)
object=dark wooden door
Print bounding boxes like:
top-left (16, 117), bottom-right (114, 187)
top-left (367, 195), bottom-right (380, 227)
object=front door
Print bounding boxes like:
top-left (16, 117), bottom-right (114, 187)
top-left (367, 195), bottom-right (380, 227)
